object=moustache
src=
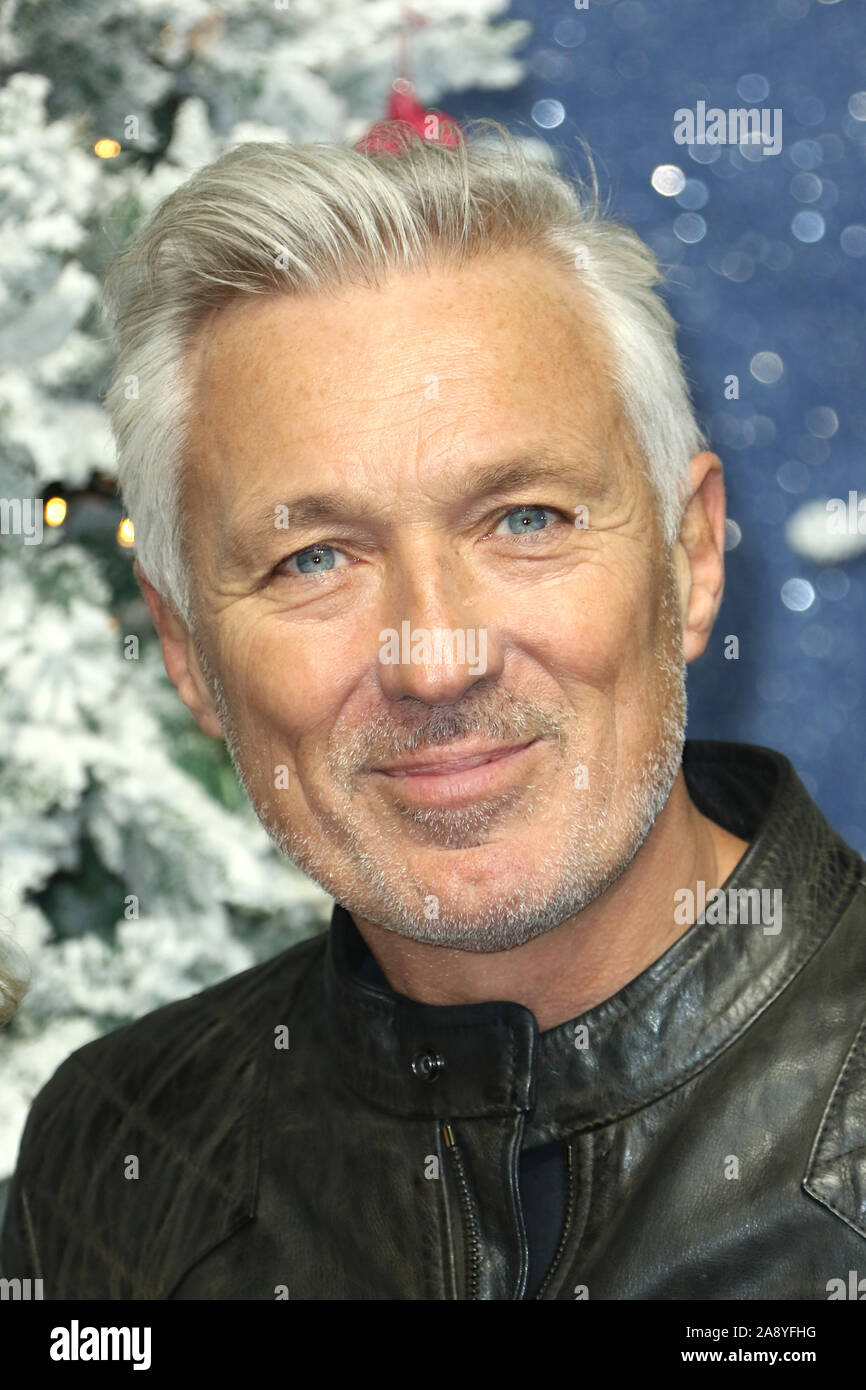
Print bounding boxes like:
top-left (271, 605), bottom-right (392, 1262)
top-left (330, 698), bottom-right (568, 774)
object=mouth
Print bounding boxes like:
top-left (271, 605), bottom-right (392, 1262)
top-left (370, 738), bottom-right (541, 807)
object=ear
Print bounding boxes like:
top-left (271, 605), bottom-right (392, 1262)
top-left (673, 451), bottom-right (727, 665)
top-left (134, 561), bottom-right (225, 739)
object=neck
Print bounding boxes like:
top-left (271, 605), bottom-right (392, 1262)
top-left (351, 771), bottom-right (750, 1032)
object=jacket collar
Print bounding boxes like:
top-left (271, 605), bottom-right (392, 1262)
top-left (325, 740), bottom-right (862, 1143)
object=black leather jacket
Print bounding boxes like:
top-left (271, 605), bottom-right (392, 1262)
top-left (3, 740), bottom-right (866, 1299)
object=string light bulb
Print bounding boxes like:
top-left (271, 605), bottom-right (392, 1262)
top-left (44, 497), bottom-right (67, 527)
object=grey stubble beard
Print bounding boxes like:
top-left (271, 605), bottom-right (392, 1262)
top-left (193, 557), bottom-right (687, 954)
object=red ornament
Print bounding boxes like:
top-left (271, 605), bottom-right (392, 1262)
top-left (355, 77), bottom-right (462, 154)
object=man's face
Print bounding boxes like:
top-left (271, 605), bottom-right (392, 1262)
top-left (177, 248), bottom-right (689, 950)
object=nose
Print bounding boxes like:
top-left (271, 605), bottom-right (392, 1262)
top-left (376, 556), bottom-right (501, 705)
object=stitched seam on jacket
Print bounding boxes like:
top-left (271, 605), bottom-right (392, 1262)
top-left (32, 945), bottom-right (327, 1296)
top-left (163, 942), bottom-right (328, 1298)
top-left (800, 1188), bottom-right (866, 1243)
top-left (545, 1133), bottom-right (593, 1299)
top-left (56, 944), bottom-right (328, 1208)
top-left (23, 1179), bottom-right (147, 1296)
top-left (62, 1050), bottom-right (249, 1205)
top-left (802, 1008), bottom-right (866, 1237)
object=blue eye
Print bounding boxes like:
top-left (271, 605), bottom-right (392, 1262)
top-left (283, 545), bottom-right (347, 575)
top-left (495, 506), bottom-right (555, 536)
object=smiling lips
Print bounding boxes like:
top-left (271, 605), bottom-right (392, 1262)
top-left (374, 738), bottom-right (538, 777)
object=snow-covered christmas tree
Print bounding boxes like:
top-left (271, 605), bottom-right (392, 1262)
top-left (0, 0), bottom-right (531, 1196)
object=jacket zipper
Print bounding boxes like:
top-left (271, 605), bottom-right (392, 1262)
top-left (534, 1141), bottom-right (576, 1300)
top-left (442, 1122), bottom-right (482, 1300)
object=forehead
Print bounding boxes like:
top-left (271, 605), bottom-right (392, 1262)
top-left (183, 248), bottom-right (634, 520)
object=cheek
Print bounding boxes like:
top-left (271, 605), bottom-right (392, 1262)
top-left (521, 560), bottom-right (660, 692)
top-left (217, 617), bottom-right (361, 744)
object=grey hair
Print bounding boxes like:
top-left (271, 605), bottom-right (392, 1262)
top-left (0, 930), bottom-right (31, 1029)
top-left (100, 118), bottom-right (707, 625)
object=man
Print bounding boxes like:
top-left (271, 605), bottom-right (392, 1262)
top-left (3, 120), bottom-right (865, 1301)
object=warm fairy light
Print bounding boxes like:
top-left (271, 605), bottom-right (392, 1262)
top-left (94, 139), bottom-right (121, 159)
top-left (44, 496), bottom-right (67, 527)
top-left (117, 517), bottom-right (135, 547)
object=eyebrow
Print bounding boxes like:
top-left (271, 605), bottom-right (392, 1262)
top-left (221, 450), bottom-right (610, 566)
